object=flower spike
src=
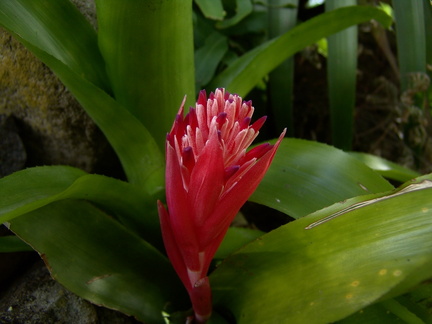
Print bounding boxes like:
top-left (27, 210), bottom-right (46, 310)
top-left (158, 88), bottom-right (286, 323)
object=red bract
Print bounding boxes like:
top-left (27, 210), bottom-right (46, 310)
top-left (158, 88), bottom-right (285, 323)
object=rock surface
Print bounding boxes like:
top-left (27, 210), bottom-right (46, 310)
top-left (0, 261), bottom-right (141, 324)
top-left (0, 115), bottom-right (26, 177)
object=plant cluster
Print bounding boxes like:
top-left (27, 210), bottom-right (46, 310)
top-left (0, 1), bottom-right (431, 323)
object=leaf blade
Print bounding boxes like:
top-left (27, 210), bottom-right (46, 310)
top-left (0, 235), bottom-right (33, 252)
top-left (0, 166), bottom-right (163, 248)
top-left (348, 152), bottom-right (421, 183)
top-left (9, 200), bottom-right (187, 324)
top-left (0, 166), bottom-right (86, 223)
top-left (326, 0), bottom-right (358, 150)
top-left (209, 5), bottom-right (392, 96)
top-left (250, 138), bottom-right (393, 219)
top-left (211, 176), bottom-right (432, 323)
top-left (215, 0), bottom-right (253, 29)
top-left (195, 0), bottom-right (225, 21)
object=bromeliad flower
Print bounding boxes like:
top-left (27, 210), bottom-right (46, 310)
top-left (157, 88), bottom-right (285, 323)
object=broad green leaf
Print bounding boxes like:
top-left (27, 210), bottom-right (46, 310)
top-left (211, 175), bottom-right (432, 323)
top-left (349, 152), bottom-right (421, 183)
top-left (0, 166), bottom-right (86, 222)
top-left (96, 0), bottom-right (196, 150)
top-left (250, 138), bottom-right (393, 219)
top-left (209, 6), bottom-right (392, 97)
top-left (0, 235), bottom-right (33, 252)
top-left (195, 0), bottom-right (225, 21)
top-left (326, 0), bottom-right (357, 150)
top-left (0, 0), bottom-right (109, 90)
top-left (215, 0), bottom-right (253, 29)
top-left (9, 200), bottom-right (187, 324)
top-left (0, 166), bottom-right (162, 248)
top-left (195, 31), bottom-right (228, 89)
top-left (215, 227), bottom-right (264, 259)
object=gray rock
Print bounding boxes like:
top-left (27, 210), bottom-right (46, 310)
top-left (0, 115), bottom-right (26, 177)
top-left (0, 261), bottom-right (141, 324)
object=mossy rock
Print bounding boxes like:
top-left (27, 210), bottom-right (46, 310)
top-left (0, 0), bottom-right (119, 175)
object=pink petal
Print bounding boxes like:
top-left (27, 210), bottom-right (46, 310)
top-left (162, 87), bottom-right (286, 323)
top-left (165, 143), bottom-right (201, 270)
top-left (187, 126), bottom-right (225, 229)
top-left (197, 90), bottom-right (207, 106)
top-left (157, 201), bottom-right (189, 288)
top-left (238, 143), bottom-right (273, 165)
top-left (251, 116), bottom-right (267, 132)
top-left (201, 130), bottom-right (286, 247)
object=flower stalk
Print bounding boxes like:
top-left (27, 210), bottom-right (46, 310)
top-left (158, 88), bottom-right (285, 322)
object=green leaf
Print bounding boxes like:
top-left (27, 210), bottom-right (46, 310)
top-left (215, 0), bottom-right (253, 29)
top-left (394, 282), bottom-right (432, 323)
top-left (0, 235), bottom-right (33, 252)
top-left (326, 0), bottom-right (358, 150)
top-left (215, 227), bottom-right (264, 259)
top-left (0, 166), bottom-right (86, 223)
top-left (250, 138), bottom-right (393, 219)
top-left (96, 0), bottom-right (196, 150)
top-left (348, 152), bottom-right (421, 183)
top-left (195, 31), bottom-right (228, 89)
top-left (379, 299), bottom-right (425, 324)
top-left (211, 175), bottom-right (432, 323)
top-left (393, 0), bottom-right (426, 91)
top-left (9, 200), bottom-right (187, 324)
top-left (424, 0), bottom-right (432, 71)
top-left (341, 289), bottom-right (432, 323)
top-left (337, 302), bottom-right (411, 323)
top-left (0, 166), bottom-right (162, 248)
top-left (0, 0), bottom-right (109, 90)
top-left (209, 5), bottom-right (392, 96)
top-left (195, 0), bottom-right (225, 21)
top-left (267, 0), bottom-right (299, 136)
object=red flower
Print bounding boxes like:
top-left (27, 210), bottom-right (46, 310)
top-left (158, 88), bottom-right (285, 323)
